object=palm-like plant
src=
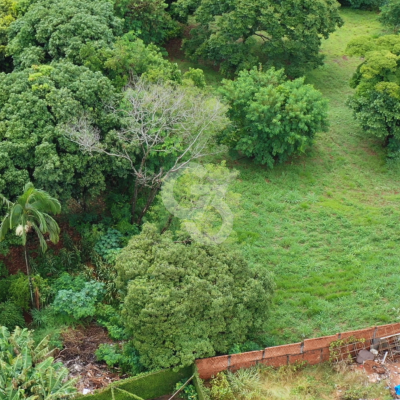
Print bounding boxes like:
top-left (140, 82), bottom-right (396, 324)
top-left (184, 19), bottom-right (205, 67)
top-left (0, 326), bottom-right (77, 400)
top-left (0, 183), bottom-right (61, 306)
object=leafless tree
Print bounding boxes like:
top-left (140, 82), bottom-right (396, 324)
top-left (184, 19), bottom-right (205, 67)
top-left (64, 79), bottom-right (229, 224)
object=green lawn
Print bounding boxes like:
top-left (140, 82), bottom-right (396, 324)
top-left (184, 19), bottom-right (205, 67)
top-left (172, 10), bottom-right (400, 345)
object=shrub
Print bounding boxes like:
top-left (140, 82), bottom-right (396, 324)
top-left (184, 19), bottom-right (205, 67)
top-left (95, 229), bottom-right (124, 263)
top-left (52, 280), bottom-right (105, 320)
top-left (175, 379), bottom-right (198, 400)
top-left (95, 342), bottom-right (144, 375)
top-left (219, 67), bottom-right (329, 168)
top-left (96, 304), bottom-right (128, 340)
top-left (0, 326), bottom-right (77, 399)
top-left (209, 373), bottom-right (234, 400)
top-left (8, 272), bottom-right (48, 310)
top-left (337, 0), bottom-right (384, 9)
top-left (116, 224), bottom-right (275, 370)
top-left (0, 301), bottom-right (25, 331)
top-left (183, 68), bottom-right (206, 88)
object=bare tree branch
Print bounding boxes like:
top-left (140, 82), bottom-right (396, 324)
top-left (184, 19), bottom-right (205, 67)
top-left (63, 78), bottom-right (229, 223)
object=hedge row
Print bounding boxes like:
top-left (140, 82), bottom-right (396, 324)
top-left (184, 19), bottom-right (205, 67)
top-left (80, 366), bottom-right (193, 400)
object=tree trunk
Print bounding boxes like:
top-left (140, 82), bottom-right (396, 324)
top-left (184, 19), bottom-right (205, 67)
top-left (24, 243), bottom-right (34, 308)
top-left (137, 184), bottom-right (161, 226)
top-left (161, 214), bottom-right (174, 234)
top-left (131, 180), bottom-right (140, 224)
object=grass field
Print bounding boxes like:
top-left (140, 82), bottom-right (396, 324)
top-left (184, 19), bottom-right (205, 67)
top-left (171, 9), bottom-right (400, 345)
top-left (221, 363), bottom-right (391, 400)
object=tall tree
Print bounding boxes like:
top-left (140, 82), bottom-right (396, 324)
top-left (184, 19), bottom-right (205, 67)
top-left (175, 0), bottom-right (343, 77)
top-left (114, 0), bottom-right (180, 45)
top-left (7, 0), bottom-right (122, 70)
top-left (0, 62), bottom-right (123, 202)
top-left (65, 79), bottom-right (228, 225)
top-left (346, 35), bottom-right (400, 144)
top-left (380, 0), bottom-right (400, 33)
top-left (0, 182), bottom-right (61, 306)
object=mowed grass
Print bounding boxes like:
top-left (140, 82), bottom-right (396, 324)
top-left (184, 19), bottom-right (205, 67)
top-left (171, 10), bottom-right (400, 345)
top-left (230, 9), bottom-right (400, 345)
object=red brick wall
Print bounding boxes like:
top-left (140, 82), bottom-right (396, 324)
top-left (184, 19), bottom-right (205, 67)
top-left (195, 323), bottom-right (400, 380)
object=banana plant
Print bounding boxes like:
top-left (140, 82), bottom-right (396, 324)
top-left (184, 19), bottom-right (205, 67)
top-left (0, 327), bottom-right (77, 400)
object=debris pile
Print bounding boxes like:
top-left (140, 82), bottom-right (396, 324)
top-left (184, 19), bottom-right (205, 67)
top-left (55, 324), bottom-right (126, 394)
top-left (348, 333), bottom-right (400, 398)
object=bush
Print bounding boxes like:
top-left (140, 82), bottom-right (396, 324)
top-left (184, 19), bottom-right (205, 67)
top-left (219, 67), bottom-right (329, 168)
top-left (103, 32), bottom-right (182, 89)
top-left (116, 224), bottom-right (275, 370)
top-left (52, 280), bottom-right (105, 320)
top-left (94, 229), bottom-right (124, 263)
top-left (209, 373), bottom-right (234, 400)
top-left (0, 301), bottom-right (25, 331)
top-left (183, 68), bottom-right (206, 88)
top-left (7, 272), bottom-right (49, 310)
top-left (337, 0), bottom-right (384, 9)
top-left (95, 342), bottom-right (144, 375)
top-left (96, 304), bottom-right (128, 340)
top-left (175, 379), bottom-right (198, 400)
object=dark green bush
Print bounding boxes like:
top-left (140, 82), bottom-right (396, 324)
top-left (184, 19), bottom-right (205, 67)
top-left (219, 67), bottom-right (329, 168)
top-left (96, 304), bottom-right (128, 340)
top-left (95, 342), bottom-right (144, 375)
top-left (337, 0), bottom-right (384, 8)
top-left (52, 281), bottom-right (105, 320)
top-left (116, 224), bottom-right (274, 370)
top-left (0, 301), bottom-right (25, 331)
top-left (94, 229), bottom-right (124, 264)
top-left (175, 379), bottom-right (198, 400)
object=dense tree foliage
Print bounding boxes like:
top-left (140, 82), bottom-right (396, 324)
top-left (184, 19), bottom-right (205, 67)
top-left (114, 0), bottom-right (181, 45)
top-left (346, 35), bottom-right (400, 142)
top-left (380, 0), bottom-right (400, 32)
top-left (219, 68), bottom-right (329, 167)
top-left (0, 326), bottom-right (77, 399)
top-left (175, 0), bottom-right (343, 77)
top-left (337, 0), bottom-right (383, 8)
top-left (102, 32), bottom-right (182, 88)
top-left (116, 224), bottom-right (274, 369)
top-left (157, 162), bottom-right (240, 244)
top-left (7, 0), bottom-right (122, 70)
top-left (0, 0), bottom-right (16, 68)
top-left (0, 62), bottom-right (122, 200)
top-left (66, 78), bottom-right (228, 223)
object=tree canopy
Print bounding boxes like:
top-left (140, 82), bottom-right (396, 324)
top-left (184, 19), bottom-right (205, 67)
top-left (7, 0), bottom-right (122, 70)
top-left (116, 224), bottom-right (274, 369)
top-left (346, 35), bottom-right (400, 142)
top-left (219, 67), bottom-right (329, 167)
top-left (380, 0), bottom-right (400, 33)
top-left (176, 0), bottom-right (343, 77)
top-left (114, 0), bottom-right (180, 45)
top-left (0, 62), bottom-right (123, 200)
